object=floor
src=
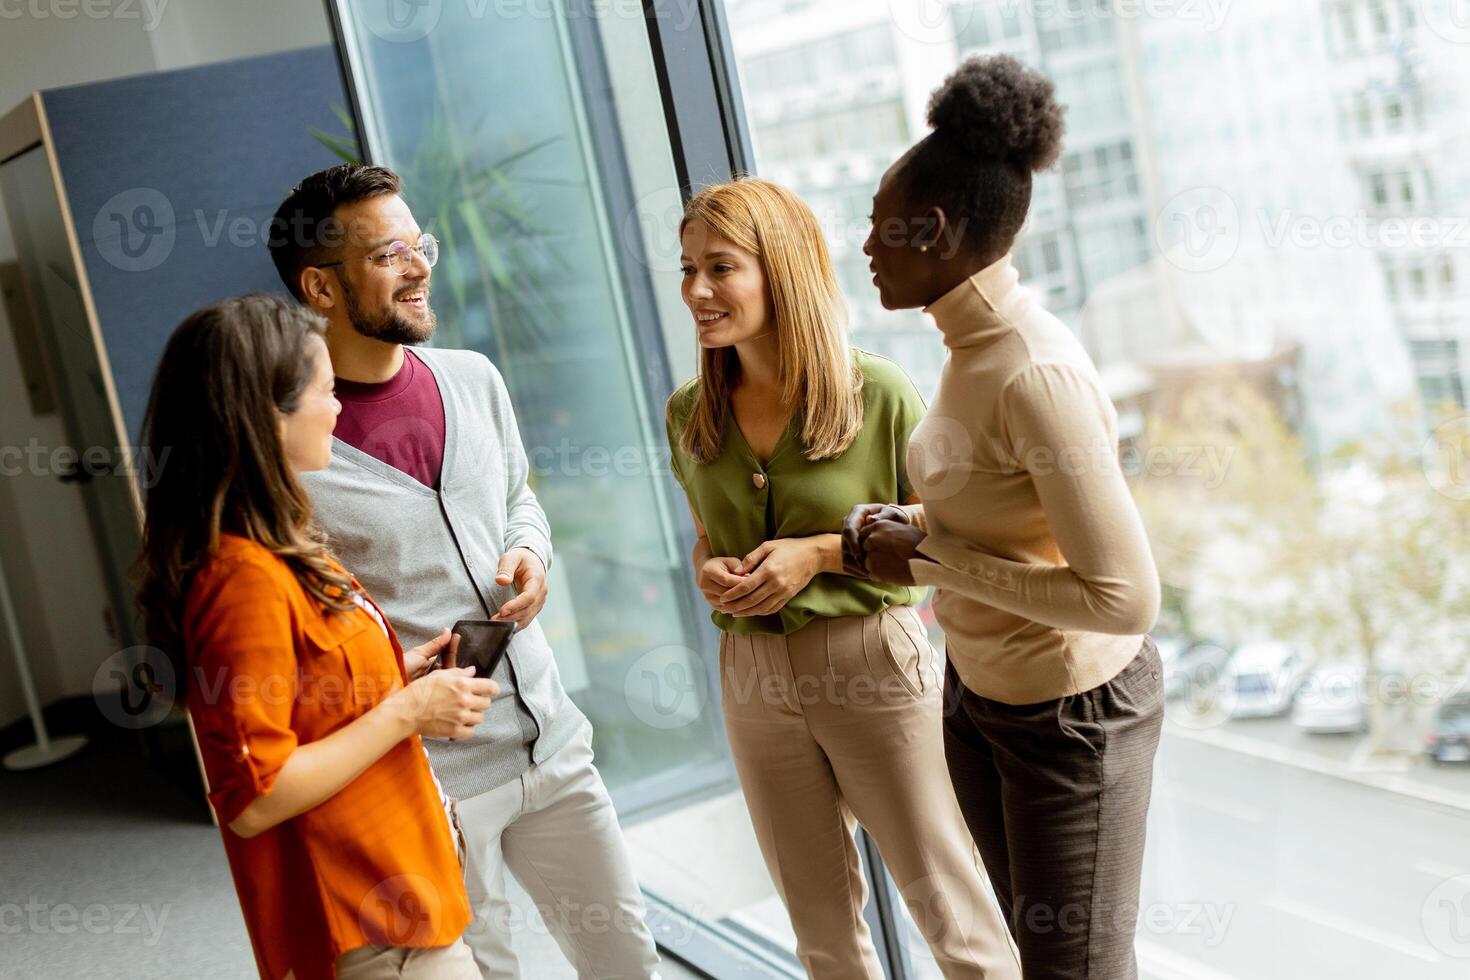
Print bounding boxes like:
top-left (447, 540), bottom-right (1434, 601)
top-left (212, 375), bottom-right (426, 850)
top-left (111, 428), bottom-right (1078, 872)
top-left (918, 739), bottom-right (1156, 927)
top-left (0, 730), bottom-right (706, 979)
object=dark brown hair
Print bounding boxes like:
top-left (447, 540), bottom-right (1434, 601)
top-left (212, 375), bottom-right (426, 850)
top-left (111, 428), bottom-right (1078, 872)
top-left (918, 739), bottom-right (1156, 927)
top-left (901, 55), bottom-right (1067, 259)
top-left (268, 163), bottom-right (402, 301)
top-left (135, 293), bottom-right (355, 688)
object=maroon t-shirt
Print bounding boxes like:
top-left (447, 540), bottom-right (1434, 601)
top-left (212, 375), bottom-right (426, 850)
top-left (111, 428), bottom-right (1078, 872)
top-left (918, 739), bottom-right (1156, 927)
top-left (332, 348), bottom-right (446, 490)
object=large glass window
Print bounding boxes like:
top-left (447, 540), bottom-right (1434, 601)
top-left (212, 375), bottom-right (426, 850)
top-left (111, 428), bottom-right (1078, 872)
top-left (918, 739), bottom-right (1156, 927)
top-left (726, 0), bottom-right (1470, 977)
top-left (329, 2), bottom-right (802, 973)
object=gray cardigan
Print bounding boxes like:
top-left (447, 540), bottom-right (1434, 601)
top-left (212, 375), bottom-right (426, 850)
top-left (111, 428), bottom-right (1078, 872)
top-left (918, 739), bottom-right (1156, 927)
top-left (300, 345), bottom-right (585, 799)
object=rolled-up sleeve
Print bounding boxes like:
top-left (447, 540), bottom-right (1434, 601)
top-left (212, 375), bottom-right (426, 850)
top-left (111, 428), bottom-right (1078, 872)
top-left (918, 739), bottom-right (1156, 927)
top-left (182, 559), bottom-right (300, 827)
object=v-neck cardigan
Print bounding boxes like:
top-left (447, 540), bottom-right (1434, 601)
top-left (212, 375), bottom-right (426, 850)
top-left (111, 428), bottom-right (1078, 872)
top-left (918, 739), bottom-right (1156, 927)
top-left (666, 349), bottom-right (929, 636)
top-left (300, 345), bottom-right (585, 799)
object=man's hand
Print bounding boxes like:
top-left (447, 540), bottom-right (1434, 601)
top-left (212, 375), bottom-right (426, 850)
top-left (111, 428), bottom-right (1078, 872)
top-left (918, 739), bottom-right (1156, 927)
top-left (492, 548), bottom-right (548, 631)
top-left (842, 503), bottom-right (911, 577)
top-left (859, 519), bottom-right (929, 586)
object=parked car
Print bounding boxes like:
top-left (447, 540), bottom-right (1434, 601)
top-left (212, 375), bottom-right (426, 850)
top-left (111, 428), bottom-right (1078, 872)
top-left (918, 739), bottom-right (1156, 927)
top-left (1159, 638), bottom-right (1233, 702)
top-left (1426, 694), bottom-right (1470, 764)
top-left (1227, 642), bottom-right (1309, 719)
top-left (1291, 662), bottom-right (1368, 734)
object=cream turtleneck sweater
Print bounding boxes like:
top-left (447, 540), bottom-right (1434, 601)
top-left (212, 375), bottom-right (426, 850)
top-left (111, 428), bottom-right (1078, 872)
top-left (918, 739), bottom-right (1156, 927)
top-left (906, 254), bottom-right (1160, 704)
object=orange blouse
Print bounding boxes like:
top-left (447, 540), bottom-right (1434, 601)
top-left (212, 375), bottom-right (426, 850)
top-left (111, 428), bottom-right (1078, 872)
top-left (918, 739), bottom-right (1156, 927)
top-left (182, 534), bottom-right (470, 980)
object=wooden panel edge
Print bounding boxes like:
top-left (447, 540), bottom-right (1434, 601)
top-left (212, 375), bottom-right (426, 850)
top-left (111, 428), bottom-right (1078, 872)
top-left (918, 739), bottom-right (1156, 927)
top-left (33, 95), bottom-right (143, 523)
top-left (0, 93), bottom-right (43, 164)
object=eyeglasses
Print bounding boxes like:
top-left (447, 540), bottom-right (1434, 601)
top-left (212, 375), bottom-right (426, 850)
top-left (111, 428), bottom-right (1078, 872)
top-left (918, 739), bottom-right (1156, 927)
top-left (317, 233), bottom-right (439, 277)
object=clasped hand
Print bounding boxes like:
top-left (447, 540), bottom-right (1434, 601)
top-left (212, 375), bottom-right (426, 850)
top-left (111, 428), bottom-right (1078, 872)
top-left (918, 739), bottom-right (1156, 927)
top-left (697, 537), bottom-right (823, 618)
top-left (841, 503), bottom-right (928, 586)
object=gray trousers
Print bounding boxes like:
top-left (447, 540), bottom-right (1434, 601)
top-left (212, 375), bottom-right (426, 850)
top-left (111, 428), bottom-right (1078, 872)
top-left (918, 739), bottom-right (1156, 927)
top-left (942, 637), bottom-right (1164, 980)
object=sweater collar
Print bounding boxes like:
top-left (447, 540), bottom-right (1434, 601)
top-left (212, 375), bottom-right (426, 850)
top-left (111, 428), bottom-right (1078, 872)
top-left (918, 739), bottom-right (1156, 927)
top-left (923, 253), bottom-right (1024, 350)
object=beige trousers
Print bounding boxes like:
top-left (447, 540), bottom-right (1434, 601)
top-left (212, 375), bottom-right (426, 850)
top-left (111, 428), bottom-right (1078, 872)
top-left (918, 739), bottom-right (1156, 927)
top-left (334, 938), bottom-right (479, 979)
top-left (720, 605), bottom-right (1021, 980)
top-left (454, 721), bottom-right (661, 979)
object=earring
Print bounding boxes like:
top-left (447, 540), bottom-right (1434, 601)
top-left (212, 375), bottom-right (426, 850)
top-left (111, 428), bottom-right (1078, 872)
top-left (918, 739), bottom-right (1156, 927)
top-left (919, 245), bottom-right (930, 253)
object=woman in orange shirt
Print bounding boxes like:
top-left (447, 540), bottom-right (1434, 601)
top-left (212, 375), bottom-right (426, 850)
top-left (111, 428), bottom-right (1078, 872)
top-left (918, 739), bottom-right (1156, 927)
top-left (136, 294), bottom-right (498, 980)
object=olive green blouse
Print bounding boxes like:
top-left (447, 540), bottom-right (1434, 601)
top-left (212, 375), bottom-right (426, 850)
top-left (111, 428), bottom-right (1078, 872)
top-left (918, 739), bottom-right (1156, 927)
top-left (666, 349), bottom-right (928, 636)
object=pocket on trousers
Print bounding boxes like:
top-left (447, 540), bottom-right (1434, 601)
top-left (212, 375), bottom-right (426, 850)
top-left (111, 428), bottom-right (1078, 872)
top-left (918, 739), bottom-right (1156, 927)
top-left (1111, 637), bottom-right (1165, 715)
top-left (877, 607), bottom-right (929, 699)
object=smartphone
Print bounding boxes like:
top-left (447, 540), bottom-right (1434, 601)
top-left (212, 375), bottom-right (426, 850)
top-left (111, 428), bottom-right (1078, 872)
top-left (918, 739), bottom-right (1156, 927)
top-left (450, 619), bottom-right (516, 679)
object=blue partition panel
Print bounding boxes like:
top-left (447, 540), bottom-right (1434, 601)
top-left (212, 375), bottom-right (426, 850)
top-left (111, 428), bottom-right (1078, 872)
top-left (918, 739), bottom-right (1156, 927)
top-left (41, 44), bottom-right (357, 444)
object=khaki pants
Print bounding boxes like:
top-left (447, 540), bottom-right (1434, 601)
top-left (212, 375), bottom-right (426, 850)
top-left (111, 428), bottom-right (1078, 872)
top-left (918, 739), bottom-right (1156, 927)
top-left (334, 939), bottom-right (479, 979)
top-left (720, 605), bottom-right (1021, 980)
top-left (455, 721), bottom-right (661, 979)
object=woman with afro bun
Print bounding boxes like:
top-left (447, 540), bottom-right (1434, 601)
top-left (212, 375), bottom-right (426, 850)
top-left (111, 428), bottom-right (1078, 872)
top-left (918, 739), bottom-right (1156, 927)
top-left (844, 55), bottom-right (1164, 980)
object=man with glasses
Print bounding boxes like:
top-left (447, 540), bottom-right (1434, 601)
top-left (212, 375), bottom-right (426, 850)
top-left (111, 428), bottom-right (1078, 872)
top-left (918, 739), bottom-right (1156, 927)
top-left (268, 164), bottom-right (661, 979)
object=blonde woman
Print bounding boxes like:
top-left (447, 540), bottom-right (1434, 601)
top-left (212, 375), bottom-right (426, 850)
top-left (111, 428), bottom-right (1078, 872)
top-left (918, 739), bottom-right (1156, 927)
top-left (664, 177), bottom-right (1019, 980)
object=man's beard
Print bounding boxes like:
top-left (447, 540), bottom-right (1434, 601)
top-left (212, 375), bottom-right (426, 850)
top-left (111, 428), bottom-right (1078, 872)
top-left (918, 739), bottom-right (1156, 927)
top-left (342, 275), bottom-right (436, 345)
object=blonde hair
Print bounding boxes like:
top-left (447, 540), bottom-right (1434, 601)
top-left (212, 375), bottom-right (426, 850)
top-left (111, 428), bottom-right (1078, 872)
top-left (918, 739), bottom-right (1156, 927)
top-left (674, 176), bottom-right (863, 464)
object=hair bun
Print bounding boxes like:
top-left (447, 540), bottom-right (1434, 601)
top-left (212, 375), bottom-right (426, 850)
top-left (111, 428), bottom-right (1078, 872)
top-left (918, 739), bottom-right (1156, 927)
top-left (926, 55), bottom-right (1066, 172)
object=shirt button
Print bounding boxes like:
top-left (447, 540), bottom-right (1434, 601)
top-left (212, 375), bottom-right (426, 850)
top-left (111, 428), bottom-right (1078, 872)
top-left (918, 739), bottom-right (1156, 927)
top-left (752, 472), bottom-right (767, 489)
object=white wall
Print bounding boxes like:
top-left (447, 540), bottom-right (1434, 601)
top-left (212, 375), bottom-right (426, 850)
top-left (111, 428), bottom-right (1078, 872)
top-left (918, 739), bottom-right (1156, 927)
top-left (0, 0), bottom-right (332, 731)
top-left (146, 0), bottom-right (332, 71)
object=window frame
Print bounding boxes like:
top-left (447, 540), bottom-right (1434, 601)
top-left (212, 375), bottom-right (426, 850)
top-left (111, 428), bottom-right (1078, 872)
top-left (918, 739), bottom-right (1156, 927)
top-left (322, 1), bottom-right (922, 977)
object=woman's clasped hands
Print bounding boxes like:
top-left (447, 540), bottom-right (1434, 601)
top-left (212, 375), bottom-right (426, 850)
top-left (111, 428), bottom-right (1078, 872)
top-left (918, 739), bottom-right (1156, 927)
top-left (698, 537), bottom-right (827, 618)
